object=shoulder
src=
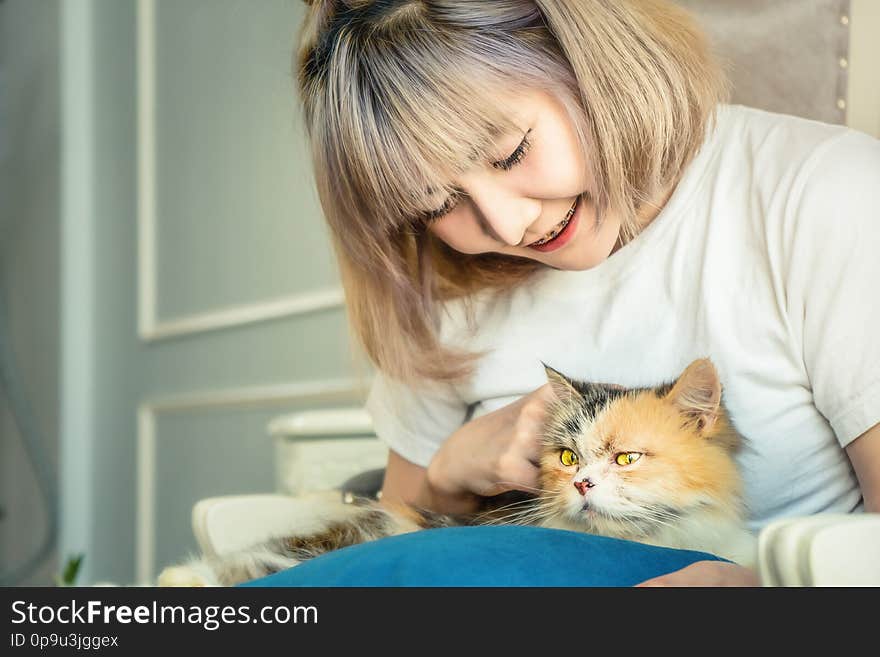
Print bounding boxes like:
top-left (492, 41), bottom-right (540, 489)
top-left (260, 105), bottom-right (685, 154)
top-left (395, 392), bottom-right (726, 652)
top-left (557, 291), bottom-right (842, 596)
top-left (798, 127), bottom-right (880, 196)
top-left (716, 104), bottom-right (854, 149)
top-left (705, 105), bottom-right (879, 227)
top-left (770, 121), bottom-right (880, 268)
top-left (712, 104), bottom-right (875, 175)
top-left (788, 124), bottom-right (880, 237)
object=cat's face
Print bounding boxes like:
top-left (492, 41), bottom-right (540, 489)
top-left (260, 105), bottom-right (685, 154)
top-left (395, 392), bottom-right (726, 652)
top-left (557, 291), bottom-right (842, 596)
top-left (537, 359), bottom-right (741, 537)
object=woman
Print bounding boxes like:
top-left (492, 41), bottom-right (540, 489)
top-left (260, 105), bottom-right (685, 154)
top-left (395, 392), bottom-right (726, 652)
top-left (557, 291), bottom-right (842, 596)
top-left (295, 0), bottom-right (879, 585)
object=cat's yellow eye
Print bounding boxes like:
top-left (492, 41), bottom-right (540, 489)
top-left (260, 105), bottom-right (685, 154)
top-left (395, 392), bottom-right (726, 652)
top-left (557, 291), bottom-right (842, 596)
top-left (560, 449), bottom-right (579, 467)
top-left (615, 452), bottom-right (642, 466)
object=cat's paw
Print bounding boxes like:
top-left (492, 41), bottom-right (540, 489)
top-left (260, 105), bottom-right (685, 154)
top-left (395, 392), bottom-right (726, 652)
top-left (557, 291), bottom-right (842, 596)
top-left (157, 565), bottom-right (214, 587)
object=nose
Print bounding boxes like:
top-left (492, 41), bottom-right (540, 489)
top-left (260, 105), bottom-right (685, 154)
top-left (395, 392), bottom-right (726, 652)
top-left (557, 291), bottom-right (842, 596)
top-left (574, 478), bottom-right (594, 496)
top-left (460, 174), bottom-right (540, 246)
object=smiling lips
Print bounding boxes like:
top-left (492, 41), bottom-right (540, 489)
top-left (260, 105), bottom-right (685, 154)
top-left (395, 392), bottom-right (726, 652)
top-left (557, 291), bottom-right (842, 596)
top-left (528, 198), bottom-right (578, 246)
top-left (527, 197), bottom-right (578, 248)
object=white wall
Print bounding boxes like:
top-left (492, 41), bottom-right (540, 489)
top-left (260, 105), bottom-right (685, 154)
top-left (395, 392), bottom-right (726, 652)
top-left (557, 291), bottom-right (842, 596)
top-left (848, 0), bottom-right (880, 137)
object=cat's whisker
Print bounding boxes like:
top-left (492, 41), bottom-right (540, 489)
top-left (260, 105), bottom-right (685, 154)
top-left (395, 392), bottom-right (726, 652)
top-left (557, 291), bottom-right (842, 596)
top-left (633, 507), bottom-right (684, 533)
top-left (482, 497), bottom-right (542, 511)
top-left (642, 505), bottom-right (683, 521)
top-left (481, 507), bottom-right (545, 524)
top-left (475, 512), bottom-right (535, 526)
top-left (470, 498), bottom-right (543, 522)
top-left (491, 482), bottom-right (555, 495)
top-left (482, 501), bottom-right (560, 526)
top-left (507, 504), bottom-right (562, 524)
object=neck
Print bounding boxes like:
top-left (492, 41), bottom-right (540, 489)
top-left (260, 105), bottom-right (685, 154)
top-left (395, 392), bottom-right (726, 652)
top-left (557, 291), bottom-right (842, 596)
top-left (638, 183), bottom-right (676, 227)
top-left (609, 182), bottom-right (677, 256)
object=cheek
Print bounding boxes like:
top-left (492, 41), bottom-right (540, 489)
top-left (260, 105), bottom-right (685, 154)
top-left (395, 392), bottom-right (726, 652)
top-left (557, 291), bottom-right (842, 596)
top-left (539, 462), bottom-right (576, 496)
top-left (524, 142), bottom-right (588, 197)
top-left (522, 100), bottom-right (593, 197)
top-left (542, 461), bottom-right (593, 501)
top-left (550, 473), bottom-right (587, 512)
top-left (428, 210), bottom-right (492, 254)
top-left (616, 463), bottom-right (680, 502)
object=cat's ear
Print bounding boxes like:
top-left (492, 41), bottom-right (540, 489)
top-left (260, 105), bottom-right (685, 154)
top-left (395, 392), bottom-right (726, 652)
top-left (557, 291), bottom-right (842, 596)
top-left (665, 358), bottom-right (721, 434)
top-left (542, 362), bottom-right (583, 402)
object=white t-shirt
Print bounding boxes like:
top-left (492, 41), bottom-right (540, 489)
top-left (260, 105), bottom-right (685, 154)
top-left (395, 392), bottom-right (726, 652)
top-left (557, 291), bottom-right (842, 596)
top-left (365, 104), bottom-right (880, 531)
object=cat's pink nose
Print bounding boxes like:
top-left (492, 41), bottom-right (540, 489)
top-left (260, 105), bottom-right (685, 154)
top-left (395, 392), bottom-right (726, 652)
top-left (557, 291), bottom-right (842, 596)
top-left (574, 478), bottom-right (594, 496)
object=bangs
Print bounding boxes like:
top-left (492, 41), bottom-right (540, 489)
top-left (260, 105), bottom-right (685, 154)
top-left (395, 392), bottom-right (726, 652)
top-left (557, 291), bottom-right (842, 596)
top-left (312, 19), bottom-right (570, 233)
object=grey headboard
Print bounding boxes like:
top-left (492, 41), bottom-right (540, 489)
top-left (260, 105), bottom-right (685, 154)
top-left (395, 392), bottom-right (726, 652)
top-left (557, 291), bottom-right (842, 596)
top-left (676, 0), bottom-right (851, 125)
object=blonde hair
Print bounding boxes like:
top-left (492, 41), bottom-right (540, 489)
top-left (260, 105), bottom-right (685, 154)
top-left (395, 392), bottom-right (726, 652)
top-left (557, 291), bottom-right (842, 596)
top-left (295, 0), bottom-right (727, 385)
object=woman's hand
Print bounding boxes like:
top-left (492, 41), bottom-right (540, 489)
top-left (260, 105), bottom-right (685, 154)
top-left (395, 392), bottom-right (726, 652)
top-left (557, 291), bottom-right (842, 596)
top-left (425, 383), bottom-right (558, 506)
top-left (635, 561), bottom-right (760, 587)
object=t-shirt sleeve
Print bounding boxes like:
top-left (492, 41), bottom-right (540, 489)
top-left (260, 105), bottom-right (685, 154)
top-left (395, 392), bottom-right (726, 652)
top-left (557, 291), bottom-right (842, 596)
top-left (364, 369), bottom-right (469, 468)
top-left (784, 130), bottom-right (880, 447)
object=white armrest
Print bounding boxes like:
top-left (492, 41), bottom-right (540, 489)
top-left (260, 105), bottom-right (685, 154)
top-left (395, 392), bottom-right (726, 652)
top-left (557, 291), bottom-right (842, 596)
top-left (757, 513), bottom-right (880, 586)
top-left (192, 492), bottom-right (340, 557)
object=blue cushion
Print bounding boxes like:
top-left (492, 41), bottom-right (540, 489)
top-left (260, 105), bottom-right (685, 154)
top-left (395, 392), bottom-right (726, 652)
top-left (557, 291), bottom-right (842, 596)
top-left (238, 525), bottom-right (725, 587)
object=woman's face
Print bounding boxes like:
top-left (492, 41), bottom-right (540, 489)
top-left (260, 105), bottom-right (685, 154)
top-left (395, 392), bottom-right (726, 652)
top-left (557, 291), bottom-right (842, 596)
top-left (423, 88), bottom-right (622, 271)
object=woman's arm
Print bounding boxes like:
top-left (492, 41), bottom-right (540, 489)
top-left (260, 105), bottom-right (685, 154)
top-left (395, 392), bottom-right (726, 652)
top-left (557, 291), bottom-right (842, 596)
top-left (845, 421), bottom-right (880, 512)
top-left (380, 449), bottom-right (481, 514)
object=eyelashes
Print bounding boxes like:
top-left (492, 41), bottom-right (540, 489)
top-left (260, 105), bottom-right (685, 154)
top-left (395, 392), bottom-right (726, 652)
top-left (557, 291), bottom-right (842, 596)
top-left (421, 192), bottom-right (461, 224)
top-left (420, 129), bottom-right (533, 225)
top-left (492, 129), bottom-right (532, 171)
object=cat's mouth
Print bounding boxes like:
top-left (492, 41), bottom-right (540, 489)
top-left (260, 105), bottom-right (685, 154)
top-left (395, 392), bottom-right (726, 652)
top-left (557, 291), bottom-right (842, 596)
top-left (578, 501), bottom-right (605, 518)
top-left (573, 501), bottom-right (680, 536)
top-left (573, 497), bottom-right (630, 518)
top-left (578, 503), bottom-right (614, 520)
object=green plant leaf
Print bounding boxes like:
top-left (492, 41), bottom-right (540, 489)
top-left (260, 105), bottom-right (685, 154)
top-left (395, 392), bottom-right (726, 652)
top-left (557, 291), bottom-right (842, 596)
top-left (55, 554), bottom-right (84, 587)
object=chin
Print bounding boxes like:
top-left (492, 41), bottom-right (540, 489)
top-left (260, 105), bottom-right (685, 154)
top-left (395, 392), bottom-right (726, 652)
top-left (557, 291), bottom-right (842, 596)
top-left (538, 247), bottom-right (610, 272)
top-left (545, 225), bottom-right (621, 271)
top-left (551, 250), bottom-right (612, 271)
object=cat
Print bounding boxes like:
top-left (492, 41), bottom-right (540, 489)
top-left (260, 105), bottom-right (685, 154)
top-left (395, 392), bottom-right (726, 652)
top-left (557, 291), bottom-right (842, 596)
top-left (158, 357), bottom-right (756, 586)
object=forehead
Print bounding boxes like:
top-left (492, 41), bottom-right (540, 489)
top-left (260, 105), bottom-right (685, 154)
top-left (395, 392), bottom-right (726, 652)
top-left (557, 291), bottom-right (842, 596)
top-left (545, 387), bottom-right (659, 451)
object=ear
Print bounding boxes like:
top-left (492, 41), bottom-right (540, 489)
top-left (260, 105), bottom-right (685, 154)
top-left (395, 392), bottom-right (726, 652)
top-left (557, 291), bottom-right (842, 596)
top-left (664, 358), bottom-right (722, 434)
top-left (541, 362), bottom-right (583, 403)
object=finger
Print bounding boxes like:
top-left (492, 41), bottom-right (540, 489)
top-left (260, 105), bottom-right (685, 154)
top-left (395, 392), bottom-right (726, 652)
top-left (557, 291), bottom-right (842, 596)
top-left (634, 577), bottom-right (670, 587)
top-left (509, 460), bottom-right (541, 492)
top-left (533, 382), bottom-right (560, 411)
top-left (509, 430), bottom-right (543, 467)
top-left (523, 438), bottom-right (543, 465)
top-left (491, 460), bottom-right (541, 495)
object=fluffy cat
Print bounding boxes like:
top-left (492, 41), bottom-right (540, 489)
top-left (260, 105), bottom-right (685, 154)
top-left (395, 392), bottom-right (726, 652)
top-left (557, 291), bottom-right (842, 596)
top-left (158, 357), bottom-right (755, 586)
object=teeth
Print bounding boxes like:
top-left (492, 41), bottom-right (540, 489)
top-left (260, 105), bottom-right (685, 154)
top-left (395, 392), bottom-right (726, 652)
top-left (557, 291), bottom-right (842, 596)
top-left (531, 199), bottom-right (577, 246)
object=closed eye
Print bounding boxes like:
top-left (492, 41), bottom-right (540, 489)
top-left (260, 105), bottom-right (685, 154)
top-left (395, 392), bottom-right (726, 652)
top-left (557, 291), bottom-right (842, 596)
top-left (491, 129), bottom-right (532, 171)
top-left (420, 129), bottom-right (533, 224)
top-left (421, 192), bottom-right (461, 224)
